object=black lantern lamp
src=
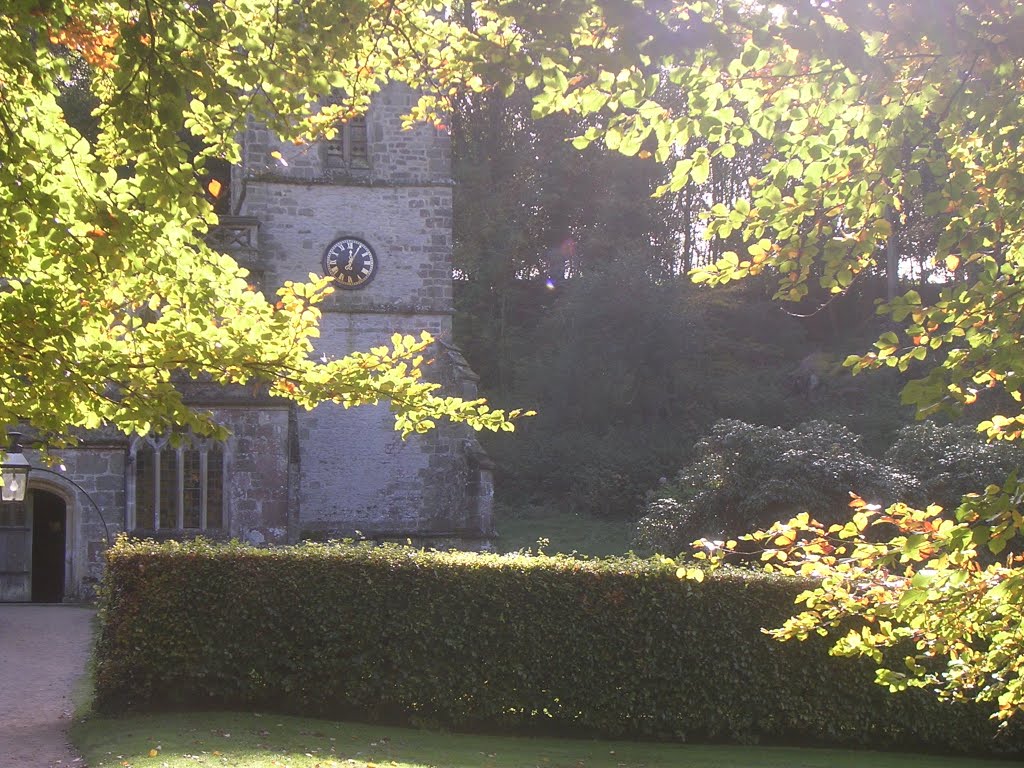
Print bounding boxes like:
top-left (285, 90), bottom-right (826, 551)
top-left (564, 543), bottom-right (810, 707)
top-left (1, 432), bottom-right (30, 502)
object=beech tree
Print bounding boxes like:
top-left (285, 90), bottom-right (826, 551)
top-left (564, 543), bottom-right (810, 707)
top-left (420, 0), bottom-right (1024, 724)
top-left (8, 0), bottom-right (1024, 720)
top-left (0, 0), bottom-right (542, 445)
top-left (526, 0), bottom-right (1024, 722)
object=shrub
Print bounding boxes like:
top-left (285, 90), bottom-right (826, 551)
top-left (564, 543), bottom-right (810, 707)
top-left (884, 422), bottom-right (1024, 511)
top-left (93, 538), bottom-right (1024, 755)
top-left (634, 420), bottom-right (921, 554)
top-left (637, 420), bottom-right (1024, 556)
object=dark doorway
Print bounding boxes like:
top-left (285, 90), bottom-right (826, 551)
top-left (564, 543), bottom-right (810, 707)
top-left (31, 490), bottom-right (66, 603)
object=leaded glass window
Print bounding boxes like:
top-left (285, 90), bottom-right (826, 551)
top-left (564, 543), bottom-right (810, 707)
top-left (130, 437), bottom-right (225, 531)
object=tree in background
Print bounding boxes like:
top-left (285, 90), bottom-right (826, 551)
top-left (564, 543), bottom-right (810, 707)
top-left (483, 276), bottom-right (824, 518)
top-left (449, 60), bottom-right (886, 523)
top-left (451, 89), bottom-right (686, 397)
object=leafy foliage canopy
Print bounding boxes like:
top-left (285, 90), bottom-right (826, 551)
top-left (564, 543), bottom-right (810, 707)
top-left (1, 0), bottom-right (538, 444)
top-left (507, 0), bottom-right (1024, 721)
top-left (13, 0), bottom-right (1024, 723)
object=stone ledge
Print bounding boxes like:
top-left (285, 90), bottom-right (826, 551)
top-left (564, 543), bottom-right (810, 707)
top-left (242, 173), bottom-right (453, 188)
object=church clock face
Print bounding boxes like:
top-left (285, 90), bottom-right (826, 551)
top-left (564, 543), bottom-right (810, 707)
top-left (323, 237), bottom-right (378, 288)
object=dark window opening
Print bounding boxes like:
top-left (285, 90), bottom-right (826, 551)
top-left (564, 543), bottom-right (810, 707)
top-left (133, 440), bottom-right (225, 531)
top-left (326, 116), bottom-right (370, 171)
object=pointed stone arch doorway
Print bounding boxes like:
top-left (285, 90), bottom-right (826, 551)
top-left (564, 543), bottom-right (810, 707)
top-left (0, 489), bottom-right (68, 603)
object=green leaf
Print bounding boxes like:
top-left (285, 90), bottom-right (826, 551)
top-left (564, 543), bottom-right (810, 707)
top-left (691, 151), bottom-right (710, 185)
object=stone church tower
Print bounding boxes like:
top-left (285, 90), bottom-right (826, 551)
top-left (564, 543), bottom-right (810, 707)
top-left (0, 84), bottom-right (493, 602)
top-left (219, 83), bottom-right (494, 545)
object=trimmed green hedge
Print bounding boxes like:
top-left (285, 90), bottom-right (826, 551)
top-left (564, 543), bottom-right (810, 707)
top-left (94, 538), bottom-right (1023, 754)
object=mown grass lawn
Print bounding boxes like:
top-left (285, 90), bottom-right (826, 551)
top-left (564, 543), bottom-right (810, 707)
top-left (71, 712), bottom-right (1011, 768)
top-left (494, 507), bottom-right (634, 556)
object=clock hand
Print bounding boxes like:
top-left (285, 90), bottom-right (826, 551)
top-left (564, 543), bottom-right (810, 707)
top-left (345, 253), bottom-right (356, 270)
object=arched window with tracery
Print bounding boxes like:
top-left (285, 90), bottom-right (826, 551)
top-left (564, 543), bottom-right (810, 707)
top-left (129, 436), bottom-right (224, 531)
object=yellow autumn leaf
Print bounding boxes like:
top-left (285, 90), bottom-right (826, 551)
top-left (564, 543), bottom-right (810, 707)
top-left (676, 566), bottom-right (705, 582)
top-left (207, 178), bottom-right (222, 197)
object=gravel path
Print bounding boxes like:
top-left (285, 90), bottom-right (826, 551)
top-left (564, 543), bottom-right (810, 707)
top-left (0, 605), bottom-right (94, 767)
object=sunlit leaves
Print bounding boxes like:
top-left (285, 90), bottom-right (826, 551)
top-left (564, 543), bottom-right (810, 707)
top-left (686, 484), bottom-right (1024, 722)
top-left (1, 0), bottom-right (534, 447)
top-left (507, 0), bottom-right (1024, 441)
top-left (505, 0), bottom-right (1024, 719)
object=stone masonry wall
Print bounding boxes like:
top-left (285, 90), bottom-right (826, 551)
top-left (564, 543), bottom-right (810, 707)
top-left (239, 177), bottom-right (489, 536)
top-left (234, 83), bottom-right (450, 191)
top-left (240, 182), bottom-right (453, 315)
top-left (25, 406), bottom-right (291, 599)
top-left (29, 443), bottom-right (127, 599)
top-left (367, 85), bottom-right (451, 184)
top-left (212, 73), bottom-right (494, 544)
top-left (234, 80), bottom-right (489, 539)
top-left (209, 406), bottom-right (291, 546)
top-left (294, 313), bottom-right (483, 536)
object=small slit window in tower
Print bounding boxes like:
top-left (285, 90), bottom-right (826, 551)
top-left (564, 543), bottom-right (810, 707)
top-left (326, 116), bottom-right (369, 170)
